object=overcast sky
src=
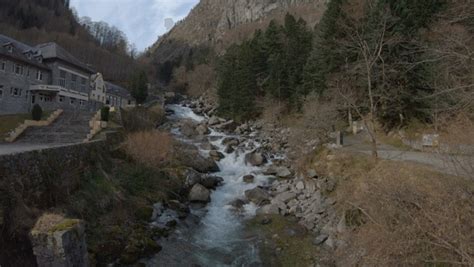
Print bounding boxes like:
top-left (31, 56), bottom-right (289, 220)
top-left (70, 0), bottom-right (199, 51)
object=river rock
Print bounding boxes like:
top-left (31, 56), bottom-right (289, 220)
top-left (274, 191), bottom-right (297, 203)
top-left (208, 116), bottom-right (221, 126)
top-left (245, 187), bottom-right (271, 205)
top-left (215, 120), bottom-right (239, 131)
top-left (296, 181), bottom-right (305, 190)
top-left (209, 150), bottom-right (225, 161)
top-left (189, 184), bottom-right (211, 203)
top-left (200, 142), bottom-right (216, 151)
top-left (276, 167), bottom-right (292, 178)
top-left (185, 169), bottom-right (202, 187)
top-left (256, 204), bottom-right (279, 215)
top-left (228, 199), bottom-right (249, 210)
top-left (200, 175), bottom-right (224, 189)
top-left (196, 124), bottom-right (210, 136)
top-left (245, 151), bottom-right (267, 167)
top-left (180, 120), bottom-right (198, 137)
top-left (313, 234), bottom-right (329, 246)
top-left (243, 175), bottom-right (255, 183)
top-left (307, 169), bottom-right (318, 179)
top-left (224, 145), bottom-right (235, 154)
top-left (222, 137), bottom-right (239, 146)
top-left (151, 203), bottom-right (164, 221)
top-left (175, 142), bottom-right (220, 173)
top-left (263, 165), bottom-right (278, 175)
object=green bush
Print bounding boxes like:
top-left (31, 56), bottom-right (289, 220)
top-left (31, 104), bottom-right (43, 121)
top-left (101, 106), bottom-right (110, 122)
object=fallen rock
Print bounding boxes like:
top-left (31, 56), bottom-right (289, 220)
top-left (215, 120), bottom-right (239, 131)
top-left (263, 165), bottom-right (278, 175)
top-left (243, 175), bottom-right (255, 183)
top-left (245, 187), bottom-right (271, 205)
top-left (245, 151), bottom-right (267, 167)
top-left (188, 184), bottom-right (211, 203)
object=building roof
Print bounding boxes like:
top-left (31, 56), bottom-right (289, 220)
top-left (0, 34), bottom-right (50, 70)
top-left (105, 82), bottom-right (133, 99)
top-left (35, 42), bottom-right (95, 74)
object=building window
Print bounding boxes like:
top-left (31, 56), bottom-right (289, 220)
top-left (80, 77), bottom-right (86, 91)
top-left (10, 87), bottom-right (21, 97)
top-left (70, 97), bottom-right (76, 105)
top-left (0, 85), bottom-right (3, 99)
top-left (14, 64), bottom-right (23, 75)
top-left (36, 70), bottom-right (43, 81)
top-left (59, 96), bottom-right (65, 102)
top-left (59, 70), bottom-right (66, 87)
top-left (0, 61), bottom-right (5, 71)
top-left (70, 74), bottom-right (77, 90)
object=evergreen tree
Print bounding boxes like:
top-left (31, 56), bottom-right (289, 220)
top-left (302, 0), bottom-right (346, 95)
top-left (130, 70), bottom-right (148, 104)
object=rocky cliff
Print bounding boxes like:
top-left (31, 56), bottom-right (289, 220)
top-left (149, 0), bottom-right (327, 62)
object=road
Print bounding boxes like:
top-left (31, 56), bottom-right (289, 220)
top-left (0, 143), bottom-right (75, 156)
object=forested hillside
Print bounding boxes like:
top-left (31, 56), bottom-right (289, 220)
top-left (153, 0), bottom-right (473, 134)
top-left (0, 0), bottom-right (139, 84)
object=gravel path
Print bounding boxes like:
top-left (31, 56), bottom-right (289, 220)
top-left (342, 133), bottom-right (473, 178)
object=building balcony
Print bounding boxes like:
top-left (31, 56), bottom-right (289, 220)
top-left (29, 84), bottom-right (88, 100)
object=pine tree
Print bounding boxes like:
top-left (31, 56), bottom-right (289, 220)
top-left (130, 70), bottom-right (148, 104)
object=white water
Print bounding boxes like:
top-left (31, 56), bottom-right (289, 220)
top-left (149, 104), bottom-right (273, 266)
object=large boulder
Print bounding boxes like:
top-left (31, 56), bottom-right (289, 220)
top-left (180, 120), bottom-right (198, 137)
top-left (175, 142), bottom-right (219, 173)
top-left (243, 175), bottom-right (255, 183)
top-left (215, 120), bottom-right (239, 132)
top-left (200, 175), bottom-right (224, 189)
top-left (209, 150), bottom-right (225, 161)
top-left (245, 151), bottom-right (267, 167)
top-left (245, 187), bottom-right (271, 206)
top-left (185, 169), bottom-right (203, 188)
top-left (276, 167), bottom-right (292, 178)
top-left (208, 116), bottom-right (221, 126)
top-left (196, 124), bottom-right (210, 136)
top-left (222, 137), bottom-right (240, 147)
top-left (256, 204), bottom-right (280, 215)
top-left (188, 184), bottom-right (211, 203)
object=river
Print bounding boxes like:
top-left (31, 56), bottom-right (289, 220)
top-left (146, 104), bottom-right (276, 266)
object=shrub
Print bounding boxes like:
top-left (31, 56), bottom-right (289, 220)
top-left (124, 131), bottom-right (174, 168)
top-left (31, 104), bottom-right (43, 121)
top-left (101, 106), bottom-right (110, 122)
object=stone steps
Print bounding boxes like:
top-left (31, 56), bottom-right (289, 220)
top-left (16, 110), bottom-right (94, 144)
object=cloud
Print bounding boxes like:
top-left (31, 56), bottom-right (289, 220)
top-left (70, 0), bottom-right (199, 51)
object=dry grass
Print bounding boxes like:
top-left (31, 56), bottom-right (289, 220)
top-left (124, 131), bottom-right (174, 168)
top-left (121, 105), bottom-right (166, 132)
top-left (312, 150), bottom-right (474, 266)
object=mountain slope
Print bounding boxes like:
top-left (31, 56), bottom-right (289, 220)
top-left (148, 0), bottom-right (326, 63)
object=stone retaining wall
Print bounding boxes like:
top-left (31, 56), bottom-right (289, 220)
top-left (0, 132), bottom-right (122, 266)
